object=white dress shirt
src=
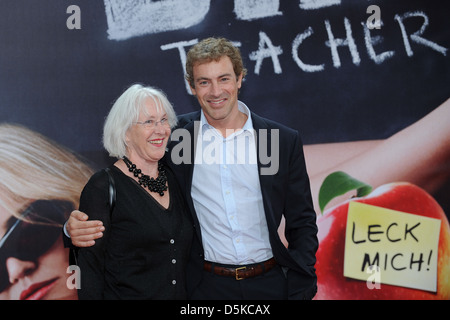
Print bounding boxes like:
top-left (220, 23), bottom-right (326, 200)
top-left (191, 101), bottom-right (273, 265)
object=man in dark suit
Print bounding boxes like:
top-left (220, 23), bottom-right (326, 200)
top-left (66, 37), bottom-right (318, 300)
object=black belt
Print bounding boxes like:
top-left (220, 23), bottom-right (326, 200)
top-left (204, 258), bottom-right (277, 280)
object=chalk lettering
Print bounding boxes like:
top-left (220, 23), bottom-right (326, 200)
top-left (154, 9), bottom-right (448, 91)
top-left (299, 0), bottom-right (341, 10)
top-left (105, 0), bottom-right (347, 41)
top-left (325, 17), bottom-right (361, 68)
top-left (362, 20), bottom-right (395, 65)
top-left (104, 0), bottom-right (210, 41)
top-left (249, 31), bottom-right (283, 75)
top-left (395, 11), bottom-right (448, 57)
top-left (234, 0), bottom-right (282, 21)
top-left (292, 27), bottom-right (325, 72)
top-left (161, 39), bottom-right (199, 93)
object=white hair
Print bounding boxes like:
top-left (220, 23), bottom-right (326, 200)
top-left (103, 84), bottom-right (178, 159)
top-left (0, 123), bottom-right (93, 220)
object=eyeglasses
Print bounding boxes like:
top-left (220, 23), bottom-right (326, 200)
top-left (134, 118), bottom-right (169, 128)
top-left (0, 200), bottom-right (73, 292)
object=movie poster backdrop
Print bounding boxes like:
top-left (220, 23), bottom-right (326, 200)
top-left (0, 0), bottom-right (449, 300)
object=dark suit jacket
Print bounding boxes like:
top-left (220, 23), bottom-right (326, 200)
top-left (167, 110), bottom-right (318, 300)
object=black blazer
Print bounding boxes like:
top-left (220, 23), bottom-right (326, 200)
top-left (167, 110), bottom-right (318, 300)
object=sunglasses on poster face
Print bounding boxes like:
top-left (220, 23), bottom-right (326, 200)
top-left (0, 200), bottom-right (73, 292)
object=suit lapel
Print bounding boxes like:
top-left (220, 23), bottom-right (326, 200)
top-left (182, 119), bottom-right (198, 197)
top-left (179, 112), bottom-right (202, 240)
top-left (251, 112), bottom-right (275, 192)
top-left (251, 113), bottom-right (279, 234)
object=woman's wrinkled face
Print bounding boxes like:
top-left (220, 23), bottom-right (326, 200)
top-left (125, 97), bottom-right (171, 164)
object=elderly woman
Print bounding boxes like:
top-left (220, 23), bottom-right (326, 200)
top-left (76, 84), bottom-right (192, 300)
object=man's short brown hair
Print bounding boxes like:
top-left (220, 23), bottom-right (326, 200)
top-left (185, 37), bottom-right (248, 88)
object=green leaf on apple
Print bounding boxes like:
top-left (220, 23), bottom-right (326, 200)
top-left (318, 171), bottom-right (373, 213)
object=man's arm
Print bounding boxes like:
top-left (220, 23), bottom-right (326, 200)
top-left (65, 210), bottom-right (104, 247)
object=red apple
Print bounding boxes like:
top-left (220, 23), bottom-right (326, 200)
top-left (315, 181), bottom-right (450, 300)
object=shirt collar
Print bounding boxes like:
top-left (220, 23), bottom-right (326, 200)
top-left (199, 101), bottom-right (255, 136)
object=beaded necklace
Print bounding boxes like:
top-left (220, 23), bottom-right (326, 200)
top-left (123, 156), bottom-right (168, 196)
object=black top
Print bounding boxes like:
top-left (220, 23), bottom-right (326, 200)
top-left (77, 164), bottom-right (193, 300)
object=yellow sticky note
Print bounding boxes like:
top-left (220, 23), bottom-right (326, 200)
top-left (344, 202), bottom-right (441, 292)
